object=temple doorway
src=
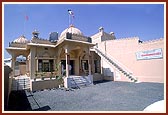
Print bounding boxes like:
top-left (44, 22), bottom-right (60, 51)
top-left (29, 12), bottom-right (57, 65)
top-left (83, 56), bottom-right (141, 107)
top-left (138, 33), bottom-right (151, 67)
top-left (61, 60), bottom-right (75, 75)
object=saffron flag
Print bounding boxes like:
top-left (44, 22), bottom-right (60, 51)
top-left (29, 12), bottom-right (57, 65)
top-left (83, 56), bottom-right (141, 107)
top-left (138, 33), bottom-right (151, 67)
top-left (25, 15), bottom-right (29, 21)
top-left (68, 9), bottom-right (74, 18)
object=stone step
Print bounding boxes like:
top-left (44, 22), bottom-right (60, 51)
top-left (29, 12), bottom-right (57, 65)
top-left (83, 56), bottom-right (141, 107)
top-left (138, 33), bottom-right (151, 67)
top-left (69, 76), bottom-right (91, 88)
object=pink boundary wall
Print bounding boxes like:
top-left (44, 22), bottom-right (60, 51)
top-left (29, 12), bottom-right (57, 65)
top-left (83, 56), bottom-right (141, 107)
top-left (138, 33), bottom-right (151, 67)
top-left (98, 38), bottom-right (164, 83)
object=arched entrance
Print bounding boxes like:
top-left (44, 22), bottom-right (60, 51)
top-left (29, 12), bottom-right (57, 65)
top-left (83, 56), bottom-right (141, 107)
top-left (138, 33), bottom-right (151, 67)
top-left (14, 55), bottom-right (26, 76)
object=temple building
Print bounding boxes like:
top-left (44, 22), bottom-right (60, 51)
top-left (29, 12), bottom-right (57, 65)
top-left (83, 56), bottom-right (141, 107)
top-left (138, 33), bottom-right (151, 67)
top-left (6, 25), bottom-right (164, 91)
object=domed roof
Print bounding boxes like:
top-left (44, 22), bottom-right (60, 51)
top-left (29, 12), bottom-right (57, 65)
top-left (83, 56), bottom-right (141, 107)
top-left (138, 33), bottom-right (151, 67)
top-left (13, 35), bottom-right (28, 43)
top-left (60, 25), bottom-right (83, 37)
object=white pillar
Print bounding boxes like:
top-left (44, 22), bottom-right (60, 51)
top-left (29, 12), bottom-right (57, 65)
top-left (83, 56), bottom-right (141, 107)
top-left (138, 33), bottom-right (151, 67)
top-left (65, 48), bottom-right (69, 78)
top-left (64, 48), bottom-right (69, 88)
top-left (36, 59), bottom-right (38, 71)
top-left (88, 55), bottom-right (91, 75)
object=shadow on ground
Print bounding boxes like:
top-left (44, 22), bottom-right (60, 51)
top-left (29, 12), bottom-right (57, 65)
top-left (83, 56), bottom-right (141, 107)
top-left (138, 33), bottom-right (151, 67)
top-left (93, 80), bottom-right (111, 85)
top-left (6, 90), bottom-right (51, 111)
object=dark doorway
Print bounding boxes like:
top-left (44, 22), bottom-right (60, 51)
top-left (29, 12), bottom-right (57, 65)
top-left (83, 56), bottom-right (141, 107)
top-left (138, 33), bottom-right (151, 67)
top-left (70, 60), bottom-right (74, 75)
top-left (81, 60), bottom-right (88, 70)
top-left (81, 60), bottom-right (89, 75)
top-left (61, 60), bottom-right (75, 75)
top-left (94, 60), bottom-right (98, 73)
top-left (94, 60), bottom-right (100, 73)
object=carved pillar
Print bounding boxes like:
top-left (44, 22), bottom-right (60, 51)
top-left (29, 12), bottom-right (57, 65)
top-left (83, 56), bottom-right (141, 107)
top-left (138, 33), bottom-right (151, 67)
top-left (57, 57), bottom-right (61, 76)
top-left (26, 56), bottom-right (29, 76)
top-left (88, 47), bottom-right (93, 84)
top-left (26, 58), bottom-right (28, 72)
top-left (86, 47), bottom-right (91, 76)
top-left (88, 53), bottom-right (91, 75)
top-left (29, 47), bottom-right (36, 79)
top-left (11, 57), bottom-right (16, 78)
top-left (27, 56), bottom-right (30, 77)
top-left (57, 48), bottom-right (62, 76)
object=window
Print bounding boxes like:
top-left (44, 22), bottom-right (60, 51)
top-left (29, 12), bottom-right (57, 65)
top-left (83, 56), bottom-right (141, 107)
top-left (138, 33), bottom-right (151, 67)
top-left (43, 62), bottom-right (49, 72)
top-left (49, 60), bottom-right (54, 72)
top-left (38, 60), bottom-right (43, 72)
top-left (38, 59), bottom-right (53, 72)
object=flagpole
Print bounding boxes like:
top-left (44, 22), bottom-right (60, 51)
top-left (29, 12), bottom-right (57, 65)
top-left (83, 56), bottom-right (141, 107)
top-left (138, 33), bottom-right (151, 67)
top-left (69, 13), bottom-right (71, 26)
top-left (71, 15), bottom-right (73, 26)
top-left (24, 15), bottom-right (26, 36)
top-left (68, 9), bottom-right (74, 26)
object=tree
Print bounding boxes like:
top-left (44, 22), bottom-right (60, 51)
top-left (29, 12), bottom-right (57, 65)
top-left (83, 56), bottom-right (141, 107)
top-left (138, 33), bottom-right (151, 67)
top-left (54, 61), bottom-right (64, 87)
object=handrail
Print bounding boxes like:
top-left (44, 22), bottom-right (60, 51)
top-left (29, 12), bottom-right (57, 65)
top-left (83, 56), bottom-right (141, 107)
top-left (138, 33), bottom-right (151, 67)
top-left (94, 46), bottom-right (133, 74)
top-left (71, 78), bottom-right (80, 89)
top-left (94, 46), bottom-right (138, 82)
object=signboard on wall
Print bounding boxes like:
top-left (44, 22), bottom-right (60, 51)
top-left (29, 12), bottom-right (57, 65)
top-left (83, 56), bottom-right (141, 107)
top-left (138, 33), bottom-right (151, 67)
top-left (136, 48), bottom-right (163, 60)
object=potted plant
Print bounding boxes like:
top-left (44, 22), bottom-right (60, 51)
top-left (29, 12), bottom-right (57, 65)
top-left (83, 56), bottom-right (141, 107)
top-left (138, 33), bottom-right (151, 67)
top-left (50, 71), bottom-right (54, 80)
top-left (34, 71), bottom-right (38, 81)
top-left (41, 72), bottom-right (46, 80)
top-left (54, 62), bottom-right (65, 87)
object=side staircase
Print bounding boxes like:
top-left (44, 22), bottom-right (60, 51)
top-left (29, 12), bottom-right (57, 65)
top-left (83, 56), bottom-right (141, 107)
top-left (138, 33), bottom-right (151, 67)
top-left (69, 76), bottom-right (92, 89)
top-left (94, 47), bottom-right (138, 82)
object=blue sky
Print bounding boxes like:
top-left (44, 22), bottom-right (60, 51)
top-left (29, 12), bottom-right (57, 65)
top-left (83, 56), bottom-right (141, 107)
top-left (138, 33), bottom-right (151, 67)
top-left (3, 3), bottom-right (164, 58)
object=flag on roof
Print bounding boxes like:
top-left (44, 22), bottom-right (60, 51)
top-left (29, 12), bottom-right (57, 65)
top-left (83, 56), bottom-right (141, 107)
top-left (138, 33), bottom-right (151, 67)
top-left (25, 15), bottom-right (29, 21)
top-left (68, 9), bottom-right (74, 18)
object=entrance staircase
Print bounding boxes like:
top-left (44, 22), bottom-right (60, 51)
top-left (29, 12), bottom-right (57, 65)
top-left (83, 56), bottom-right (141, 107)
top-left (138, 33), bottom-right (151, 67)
top-left (69, 76), bottom-right (92, 89)
top-left (94, 47), bottom-right (138, 82)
